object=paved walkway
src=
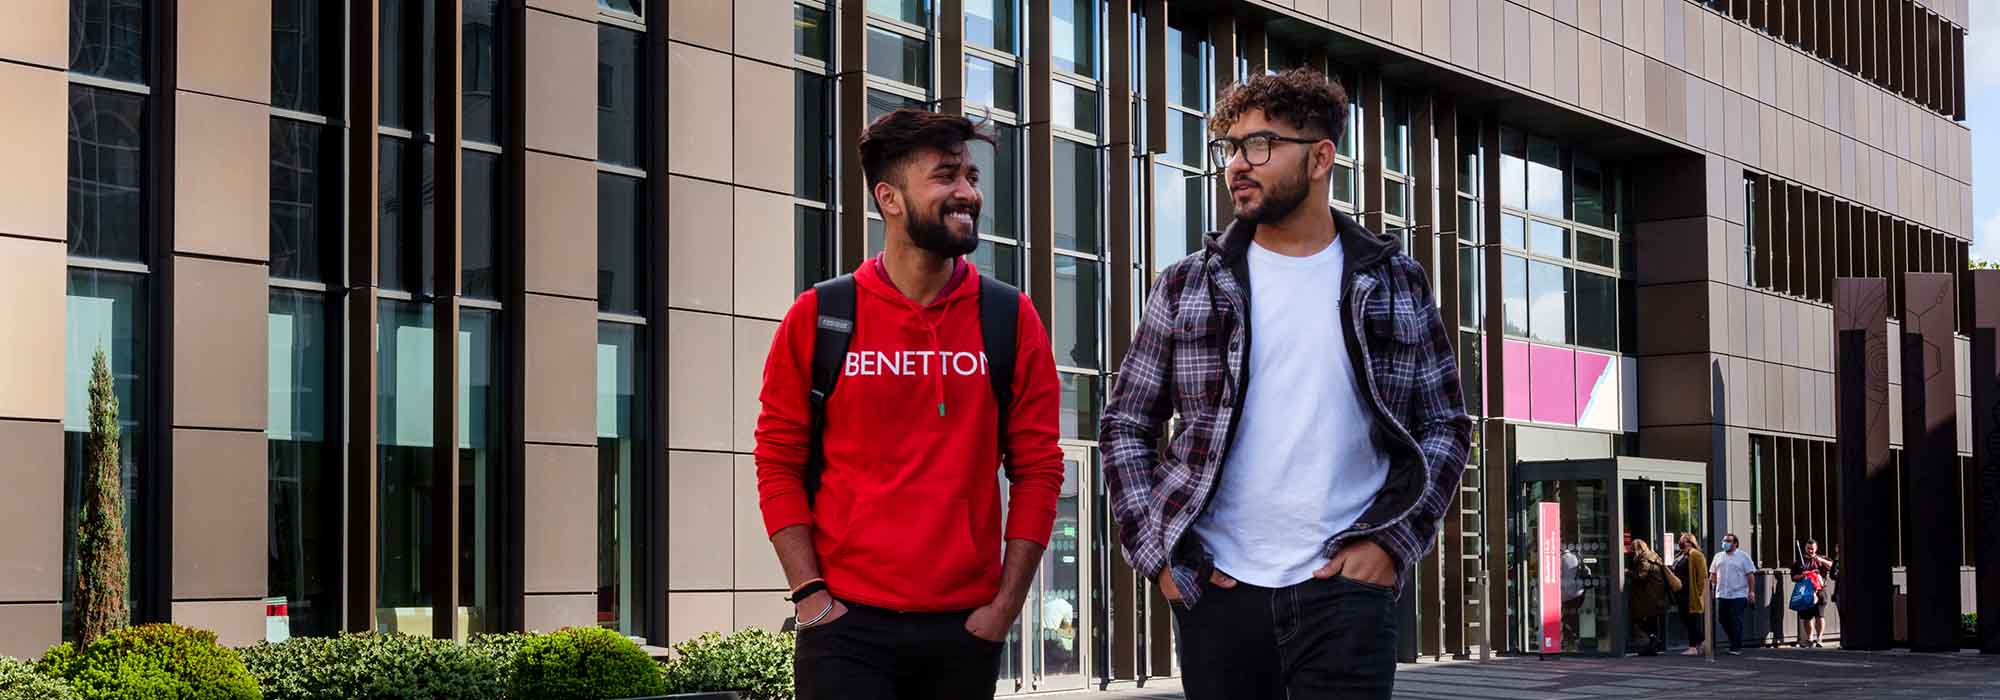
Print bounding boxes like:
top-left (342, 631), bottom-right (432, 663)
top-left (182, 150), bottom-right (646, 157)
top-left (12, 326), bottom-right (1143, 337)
top-left (1071, 647), bottom-right (2000, 699)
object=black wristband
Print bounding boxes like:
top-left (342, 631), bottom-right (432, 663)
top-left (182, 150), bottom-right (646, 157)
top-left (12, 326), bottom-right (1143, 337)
top-left (788, 580), bottom-right (829, 603)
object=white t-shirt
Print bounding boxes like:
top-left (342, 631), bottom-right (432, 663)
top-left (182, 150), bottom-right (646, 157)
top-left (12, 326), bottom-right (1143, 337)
top-left (1709, 548), bottom-right (1758, 600)
top-left (1190, 238), bottom-right (1389, 588)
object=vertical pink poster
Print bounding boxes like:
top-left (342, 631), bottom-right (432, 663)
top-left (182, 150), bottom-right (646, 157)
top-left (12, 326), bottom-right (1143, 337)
top-left (1539, 502), bottom-right (1562, 653)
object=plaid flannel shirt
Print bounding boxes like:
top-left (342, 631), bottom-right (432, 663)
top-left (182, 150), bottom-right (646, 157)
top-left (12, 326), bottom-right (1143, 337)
top-left (1100, 212), bottom-right (1472, 609)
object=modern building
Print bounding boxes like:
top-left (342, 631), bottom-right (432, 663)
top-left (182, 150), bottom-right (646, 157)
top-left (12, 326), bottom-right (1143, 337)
top-left (0, 0), bottom-right (1978, 692)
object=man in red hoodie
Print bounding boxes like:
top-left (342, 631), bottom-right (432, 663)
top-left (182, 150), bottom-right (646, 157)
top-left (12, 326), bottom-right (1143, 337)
top-left (754, 109), bottom-right (1065, 699)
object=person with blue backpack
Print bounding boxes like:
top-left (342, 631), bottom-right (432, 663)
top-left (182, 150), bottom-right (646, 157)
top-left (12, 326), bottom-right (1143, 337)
top-left (1790, 539), bottom-right (1836, 648)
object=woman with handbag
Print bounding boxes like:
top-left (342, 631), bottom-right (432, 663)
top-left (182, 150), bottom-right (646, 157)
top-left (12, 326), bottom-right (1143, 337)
top-left (1672, 534), bottom-right (1709, 655)
top-left (1627, 539), bottom-right (1669, 656)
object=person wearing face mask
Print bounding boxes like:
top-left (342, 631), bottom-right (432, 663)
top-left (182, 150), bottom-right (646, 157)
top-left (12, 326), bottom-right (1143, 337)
top-left (1708, 533), bottom-right (1758, 655)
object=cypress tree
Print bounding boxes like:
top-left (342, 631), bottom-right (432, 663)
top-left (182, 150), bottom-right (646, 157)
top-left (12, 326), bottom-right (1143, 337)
top-left (74, 346), bottom-right (129, 644)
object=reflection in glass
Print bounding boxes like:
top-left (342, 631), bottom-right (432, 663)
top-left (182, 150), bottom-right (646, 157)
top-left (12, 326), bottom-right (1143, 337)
top-left (1573, 154), bottom-right (1609, 229)
top-left (868, 0), bottom-right (929, 26)
top-left (795, 5), bottom-right (831, 61)
top-left (68, 85), bottom-right (146, 262)
top-left (465, 0), bottom-right (499, 144)
top-left (1385, 179), bottom-right (1407, 220)
top-left (1527, 136), bottom-right (1564, 217)
top-left (970, 126), bottom-right (1020, 239)
top-left (867, 90), bottom-right (923, 124)
top-left (1458, 121), bottom-right (1480, 195)
top-left (598, 25), bottom-right (643, 168)
top-left (269, 290), bottom-right (335, 638)
top-left (1053, 256), bottom-right (1101, 369)
top-left (271, 119), bottom-right (325, 282)
top-left (1517, 480), bottom-right (1613, 653)
top-left (866, 218), bottom-right (885, 256)
top-left (599, 0), bottom-right (640, 16)
top-left (1459, 244), bottom-right (1483, 328)
top-left (1502, 255), bottom-right (1527, 337)
top-left (463, 151), bottom-right (499, 300)
top-left (965, 0), bottom-right (1014, 51)
top-left (598, 323), bottom-right (642, 636)
top-left (795, 206), bottom-right (835, 293)
top-left (1153, 163), bottom-right (1203, 271)
top-left (378, 138), bottom-right (436, 294)
top-left (1166, 22), bottom-right (1201, 107)
top-left (1054, 140), bottom-right (1099, 255)
top-left (1457, 196), bottom-right (1479, 242)
top-left (796, 72), bottom-right (834, 203)
top-left (1052, 0), bottom-right (1095, 76)
top-left (273, 0), bottom-right (325, 114)
top-left (598, 172), bottom-right (642, 314)
top-left (70, 0), bottom-right (146, 83)
top-left (964, 56), bottom-right (1018, 113)
top-left (1033, 455), bottom-right (1085, 679)
top-left (1528, 260), bottom-right (1570, 344)
top-left (1458, 330), bottom-right (1482, 416)
top-left (1574, 271), bottom-right (1618, 351)
top-left (1332, 163), bottom-right (1355, 206)
top-left (460, 308), bottom-right (502, 634)
top-left (1050, 84), bottom-right (1099, 135)
top-left (1500, 213), bottom-right (1525, 250)
top-left (63, 268), bottom-right (145, 640)
top-left (1530, 220), bottom-right (1567, 258)
top-left (1500, 128), bottom-right (1525, 210)
top-left (1059, 373), bottom-right (1099, 440)
top-left (867, 27), bottom-right (929, 88)
top-left (376, 299), bottom-right (435, 635)
top-left (1383, 89), bottom-right (1408, 174)
top-left (380, 0), bottom-right (411, 129)
top-left (1576, 233), bottom-right (1615, 268)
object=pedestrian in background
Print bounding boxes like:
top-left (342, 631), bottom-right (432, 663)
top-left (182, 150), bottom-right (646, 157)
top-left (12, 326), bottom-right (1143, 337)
top-left (1791, 539), bottom-right (1835, 648)
top-left (1710, 533), bottom-right (1758, 655)
top-left (1627, 539), bottom-right (1669, 656)
top-left (1674, 534), bottom-right (1710, 656)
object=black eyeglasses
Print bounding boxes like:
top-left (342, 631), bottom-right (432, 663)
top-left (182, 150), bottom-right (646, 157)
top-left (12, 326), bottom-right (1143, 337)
top-left (1207, 133), bottom-right (1325, 168)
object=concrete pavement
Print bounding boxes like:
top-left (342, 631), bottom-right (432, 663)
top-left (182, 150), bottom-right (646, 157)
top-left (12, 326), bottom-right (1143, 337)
top-left (1074, 647), bottom-right (2000, 699)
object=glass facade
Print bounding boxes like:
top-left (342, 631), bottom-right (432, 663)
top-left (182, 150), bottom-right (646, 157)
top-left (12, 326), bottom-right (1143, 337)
top-left (268, 290), bottom-right (334, 638)
top-left (62, 268), bottom-right (146, 639)
top-left (375, 299), bottom-right (435, 635)
top-left (597, 324), bottom-right (641, 635)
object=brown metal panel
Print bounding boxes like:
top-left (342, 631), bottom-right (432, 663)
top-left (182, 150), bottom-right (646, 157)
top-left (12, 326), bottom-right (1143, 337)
top-left (1953, 28), bottom-right (1965, 120)
top-left (1104, 0), bottom-right (1137, 679)
top-left (1361, 72), bottom-right (1383, 234)
top-left (431, 0), bottom-right (464, 640)
top-left (1901, 273), bottom-right (1961, 651)
top-left (1211, 11), bottom-right (1236, 225)
top-left (1480, 116), bottom-right (1508, 654)
top-left (939, 0), bottom-right (964, 115)
top-left (1145, 0), bottom-right (1166, 156)
top-left (1408, 89), bottom-right (1440, 661)
top-left (1433, 101), bottom-right (1464, 659)
top-left (346, 0), bottom-right (380, 634)
top-left (837, 0), bottom-right (868, 271)
top-left (645, 0), bottom-right (671, 643)
top-left (1240, 19), bottom-right (1266, 77)
top-left (1027, 0), bottom-right (1053, 324)
top-left (1971, 271), bottom-right (2000, 653)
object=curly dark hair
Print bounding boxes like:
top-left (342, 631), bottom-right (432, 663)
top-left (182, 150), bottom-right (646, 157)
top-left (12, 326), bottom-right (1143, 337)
top-left (1208, 68), bottom-right (1349, 142)
top-left (857, 108), bottom-right (994, 190)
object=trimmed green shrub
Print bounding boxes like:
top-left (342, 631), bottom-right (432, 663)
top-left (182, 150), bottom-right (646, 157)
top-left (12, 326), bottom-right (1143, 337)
top-left (466, 632), bottom-right (537, 679)
top-left (0, 656), bottom-right (77, 700)
top-left (661, 629), bottom-right (794, 700)
top-left (504, 627), bottom-right (665, 700)
top-left (237, 633), bottom-right (501, 700)
top-left (37, 623), bottom-right (258, 700)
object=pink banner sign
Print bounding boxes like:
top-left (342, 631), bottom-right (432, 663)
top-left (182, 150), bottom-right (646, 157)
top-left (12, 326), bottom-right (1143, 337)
top-left (1539, 502), bottom-right (1563, 653)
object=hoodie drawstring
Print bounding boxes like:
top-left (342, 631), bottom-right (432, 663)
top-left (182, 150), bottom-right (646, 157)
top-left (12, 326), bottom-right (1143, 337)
top-left (887, 288), bottom-right (956, 418)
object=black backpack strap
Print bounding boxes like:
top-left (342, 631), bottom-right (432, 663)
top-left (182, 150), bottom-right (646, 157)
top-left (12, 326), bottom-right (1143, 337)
top-left (805, 275), bottom-right (857, 505)
top-left (978, 275), bottom-right (1020, 460)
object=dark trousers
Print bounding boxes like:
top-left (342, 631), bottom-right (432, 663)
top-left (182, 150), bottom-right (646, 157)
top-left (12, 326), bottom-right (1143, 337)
top-left (1680, 610), bottom-right (1706, 648)
top-left (794, 602), bottom-right (1003, 700)
top-left (1174, 575), bottom-right (1398, 700)
top-left (1717, 597), bottom-right (1748, 651)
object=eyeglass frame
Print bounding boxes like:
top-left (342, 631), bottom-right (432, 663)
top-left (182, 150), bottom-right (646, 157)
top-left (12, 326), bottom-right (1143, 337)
top-left (1206, 131), bottom-right (1330, 168)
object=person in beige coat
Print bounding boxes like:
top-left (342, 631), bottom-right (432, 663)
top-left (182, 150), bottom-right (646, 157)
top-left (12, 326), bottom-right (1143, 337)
top-left (1674, 534), bottom-right (1710, 656)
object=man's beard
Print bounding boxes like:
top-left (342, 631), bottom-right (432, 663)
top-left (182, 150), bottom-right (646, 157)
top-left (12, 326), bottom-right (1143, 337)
top-left (1233, 159), bottom-right (1312, 224)
top-left (907, 199), bottom-right (981, 257)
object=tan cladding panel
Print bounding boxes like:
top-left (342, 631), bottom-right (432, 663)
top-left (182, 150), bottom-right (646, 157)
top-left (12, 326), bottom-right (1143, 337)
top-left (174, 257), bottom-right (268, 430)
top-left (668, 450), bottom-right (733, 591)
top-left (669, 0), bottom-right (731, 52)
top-left (523, 443), bottom-right (596, 593)
top-left (0, 604), bottom-right (61, 659)
top-left (732, 454), bottom-right (785, 590)
top-left (0, 237), bottom-right (66, 421)
top-left (0, 0), bottom-right (64, 69)
top-left (0, 62), bottom-right (66, 243)
top-left (176, 92), bottom-right (271, 261)
top-left (667, 310), bottom-right (733, 451)
top-left (524, 8), bottom-right (597, 160)
top-left (733, 0), bottom-right (790, 67)
top-left (522, 294), bottom-right (597, 446)
top-left (668, 176), bottom-right (733, 314)
top-left (526, 0), bottom-right (596, 23)
top-left (523, 593), bottom-right (597, 633)
top-left (732, 187), bottom-right (794, 321)
top-left (668, 42), bottom-right (732, 182)
top-left (733, 58), bottom-right (794, 195)
top-left (172, 429), bottom-right (267, 600)
top-left (179, 0), bottom-right (272, 104)
top-left (172, 600), bottom-right (265, 647)
top-left (522, 151), bottom-right (598, 299)
top-left (0, 421), bottom-right (62, 602)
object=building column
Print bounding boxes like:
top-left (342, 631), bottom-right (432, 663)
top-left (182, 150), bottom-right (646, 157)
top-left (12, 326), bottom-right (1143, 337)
top-left (346, 0), bottom-right (382, 635)
top-left (1970, 271), bottom-right (2000, 654)
top-left (0, 0), bottom-right (74, 657)
top-left (1104, 0), bottom-right (1139, 682)
top-left (1478, 115), bottom-right (1509, 655)
top-left (429, 0), bottom-right (465, 641)
top-left (1902, 272), bottom-right (1961, 651)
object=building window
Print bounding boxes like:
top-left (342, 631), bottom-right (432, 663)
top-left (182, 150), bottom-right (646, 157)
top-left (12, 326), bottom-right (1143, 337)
top-left (62, 268), bottom-right (147, 639)
top-left (459, 308), bottom-right (503, 634)
top-left (596, 323), bottom-right (642, 635)
top-left (465, 0), bottom-right (500, 144)
top-left (597, 172), bottom-right (642, 314)
top-left (866, 26), bottom-right (930, 87)
top-left (868, 0), bottom-right (929, 27)
top-left (68, 86), bottom-right (147, 262)
top-left (1054, 139), bottom-right (1099, 256)
top-left (965, 0), bottom-right (1014, 52)
top-left (377, 137), bottom-right (434, 295)
top-left (267, 290), bottom-right (335, 638)
top-left (70, 0), bottom-right (147, 84)
top-left (270, 120), bottom-right (327, 282)
top-left (1053, 255), bottom-right (1101, 370)
top-left (463, 151), bottom-right (501, 300)
top-left (598, 0), bottom-right (641, 17)
top-left (598, 25), bottom-right (642, 169)
top-left (1051, 0), bottom-right (1095, 77)
top-left (375, 298), bottom-right (434, 634)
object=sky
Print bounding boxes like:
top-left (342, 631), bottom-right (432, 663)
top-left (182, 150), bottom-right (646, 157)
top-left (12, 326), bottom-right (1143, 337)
top-left (1968, 1), bottom-right (2000, 261)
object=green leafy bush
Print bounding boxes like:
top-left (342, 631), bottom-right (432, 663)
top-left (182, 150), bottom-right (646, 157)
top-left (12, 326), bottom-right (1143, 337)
top-left (37, 623), bottom-right (258, 700)
top-left (466, 632), bottom-right (537, 679)
top-left (661, 629), bottom-right (794, 700)
top-left (0, 656), bottom-right (77, 700)
top-left (237, 633), bottom-right (501, 700)
top-left (504, 627), bottom-right (665, 700)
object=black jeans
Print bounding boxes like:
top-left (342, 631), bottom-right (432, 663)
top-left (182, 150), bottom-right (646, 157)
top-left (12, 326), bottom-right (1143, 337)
top-left (1174, 575), bottom-right (1398, 700)
top-left (794, 601), bottom-right (1003, 700)
top-left (1680, 610), bottom-right (1706, 648)
top-left (1716, 597), bottom-right (1748, 651)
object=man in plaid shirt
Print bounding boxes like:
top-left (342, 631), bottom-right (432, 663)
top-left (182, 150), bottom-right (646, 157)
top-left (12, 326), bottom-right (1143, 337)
top-left (1101, 69), bottom-right (1471, 699)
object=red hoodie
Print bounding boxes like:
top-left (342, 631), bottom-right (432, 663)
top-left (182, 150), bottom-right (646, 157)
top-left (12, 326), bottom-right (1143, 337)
top-left (754, 258), bottom-right (1065, 613)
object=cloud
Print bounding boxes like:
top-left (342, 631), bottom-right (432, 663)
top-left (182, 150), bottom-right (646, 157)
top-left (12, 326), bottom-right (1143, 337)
top-left (1971, 2), bottom-right (2000, 90)
top-left (1975, 209), bottom-right (2000, 265)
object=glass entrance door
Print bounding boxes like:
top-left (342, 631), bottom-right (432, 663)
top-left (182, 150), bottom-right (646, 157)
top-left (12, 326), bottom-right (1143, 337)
top-left (1621, 478), bottom-right (1705, 650)
top-left (998, 446), bottom-right (1093, 695)
top-left (1513, 478), bottom-right (1613, 654)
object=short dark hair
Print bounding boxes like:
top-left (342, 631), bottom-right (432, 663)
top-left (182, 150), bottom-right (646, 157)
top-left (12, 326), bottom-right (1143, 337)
top-left (1804, 538), bottom-right (1819, 547)
top-left (1209, 68), bottom-right (1350, 142)
top-left (857, 108), bottom-right (994, 192)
